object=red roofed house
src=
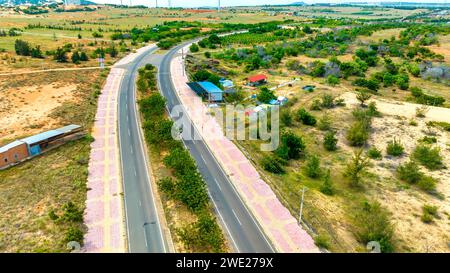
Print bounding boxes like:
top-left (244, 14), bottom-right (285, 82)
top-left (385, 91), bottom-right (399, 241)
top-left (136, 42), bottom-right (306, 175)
top-left (247, 74), bottom-right (267, 86)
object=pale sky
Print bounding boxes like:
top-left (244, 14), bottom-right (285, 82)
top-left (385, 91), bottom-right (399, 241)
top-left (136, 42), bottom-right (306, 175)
top-left (92, 0), bottom-right (449, 8)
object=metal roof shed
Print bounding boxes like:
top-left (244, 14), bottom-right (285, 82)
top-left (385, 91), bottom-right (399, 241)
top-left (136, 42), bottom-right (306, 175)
top-left (55, 124), bottom-right (82, 134)
top-left (0, 140), bottom-right (25, 154)
top-left (187, 82), bottom-right (223, 102)
top-left (20, 130), bottom-right (64, 146)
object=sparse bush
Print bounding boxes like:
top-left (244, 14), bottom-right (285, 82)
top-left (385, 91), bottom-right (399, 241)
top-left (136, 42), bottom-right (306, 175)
top-left (314, 234), bottom-right (330, 249)
top-left (326, 75), bottom-right (340, 86)
top-left (323, 131), bottom-right (338, 151)
top-left (261, 156), bottom-right (285, 174)
top-left (420, 136), bottom-right (437, 144)
top-left (320, 169), bottom-right (334, 196)
top-left (276, 131), bottom-right (306, 160)
top-left (296, 108), bottom-right (317, 126)
top-left (321, 94), bottom-right (335, 109)
top-left (346, 121), bottom-right (369, 147)
top-left (306, 155), bottom-right (321, 178)
top-left (367, 147), bottom-right (382, 160)
top-left (345, 149), bottom-right (370, 187)
top-left (421, 204), bottom-right (438, 223)
top-left (190, 43), bottom-right (199, 53)
top-left (356, 90), bottom-right (372, 106)
top-left (413, 144), bottom-right (443, 170)
top-left (280, 109), bottom-right (293, 127)
top-left (397, 160), bottom-right (422, 184)
top-left (65, 227), bottom-right (84, 244)
top-left (417, 175), bottom-right (437, 192)
top-left (310, 99), bottom-right (322, 111)
top-left (318, 113), bottom-right (332, 131)
top-left (386, 138), bottom-right (404, 156)
top-left (62, 202), bottom-right (83, 223)
top-left (415, 106), bottom-right (429, 118)
top-left (353, 201), bottom-right (394, 253)
top-left (158, 177), bottom-right (177, 199)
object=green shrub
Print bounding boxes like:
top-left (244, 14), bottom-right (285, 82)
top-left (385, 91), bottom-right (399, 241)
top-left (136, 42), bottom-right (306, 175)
top-left (62, 202), bottom-right (83, 223)
top-left (397, 160), bottom-right (422, 184)
top-left (421, 212), bottom-right (433, 223)
top-left (276, 131), bottom-right (306, 160)
top-left (320, 169), bottom-right (334, 196)
top-left (356, 90), bottom-right (372, 106)
top-left (296, 108), bottom-right (317, 126)
top-left (177, 213), bottom-right (225, 253)
top-left (345, 149), bottom-right (370, 187)
top-left (280, 109), bottom-right (293, 127)
top-left (306, 155), bottom-right (321, 178)
top-left (48, 209), bottom-right (59, 221)
top-left (65, 227), bottom-right (84, 244)
top-left (420, 136), bottom-right (437, 144)
top-left (353, 201), bottom-right (394, 253)
top-left (158, 177), bottom-right (177, 199)
top-left (326, 75), bottom-right (340, 86)
top-left (323, 131), bottom-right (338, 151)
top-left (318, 113), bottom-right (332, 131)
top-left (367, 147), bottom-right (382, 160)
top-left (190, 43), bottom-right (199, 53)
top-left (314, 234), bottom-right (331, 249)
top-left (346, 121), bottom-right (369, 147)
top-left (386, 138), bottom-right (404, 156)
top-left (310, 99), bottom-right (322, 111)
top-left (257, 87), bottom-right (276, 103)
top-left (423, 204), bottom-right (438, 217)
top-left (421, 204), bottom-right (438, 223)
top-left (417, 176), bottom-right (437, 192)
top-left (413, 144), bottom-right (443, 170)
top-left (321, 94), bottom-right (335, 109)
top-left (261, 156), bottom-right (285, 174)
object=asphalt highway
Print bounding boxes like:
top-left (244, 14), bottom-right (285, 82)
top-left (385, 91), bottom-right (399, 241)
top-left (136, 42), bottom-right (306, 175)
top-left (158, 41), bottom-right (275, 253)
top-left (117, 46), bottom-right (168, 253)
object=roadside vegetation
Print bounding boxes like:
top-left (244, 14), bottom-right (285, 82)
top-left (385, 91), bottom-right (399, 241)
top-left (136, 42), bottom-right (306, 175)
top-left (137, 64), bottom-right (227, 252)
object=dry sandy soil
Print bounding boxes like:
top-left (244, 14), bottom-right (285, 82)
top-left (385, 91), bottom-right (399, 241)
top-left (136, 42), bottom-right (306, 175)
top-left (341, 92), bottom-right (450, 252)
top-left (0, 82), bottom-right (77, 143)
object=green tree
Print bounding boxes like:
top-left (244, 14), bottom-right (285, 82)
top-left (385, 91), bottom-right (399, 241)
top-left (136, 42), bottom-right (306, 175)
top-left (320, 169), bottom-right (334, 195)
top-left (257, 87), bottom-right (276, 104)
top-left (14, 39), bottom-right (31, 56)
top-left (306, 155), bottom-right (321, 178)
top-left (54, 47), bottom-right (67, 62)
top-left (276, 131), bottom-right (305, 160)
top-left (71, 51), bottom-right (80, 64)
top-left (356, 90), bottom-right (372, 107)
top-left (353, 201), bottom-right (394, 253)
top-left (345, 149), bottom-right (370, 187)
top-left (190, 43), bottom-right (200, 53)
top-left (323, 130), bottom-right (338, 151)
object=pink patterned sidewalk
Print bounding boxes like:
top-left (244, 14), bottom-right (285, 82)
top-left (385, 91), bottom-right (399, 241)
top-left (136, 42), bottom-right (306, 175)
top-left (170, 45), bottom-right (319, 253)
top-left (83, 44), bottom-right (157, 252)
top-left (83, 68), bottom-right (126, 252)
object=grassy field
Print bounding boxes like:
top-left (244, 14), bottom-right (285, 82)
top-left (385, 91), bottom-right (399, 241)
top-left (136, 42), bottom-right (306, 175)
top-left (0, 69), bottom-right (107, 252)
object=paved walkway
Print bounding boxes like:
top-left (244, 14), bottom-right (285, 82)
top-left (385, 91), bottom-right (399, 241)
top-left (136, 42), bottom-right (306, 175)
top-left (83, 44), bottom-right (157, 253)
top-left (83, 68), bottom-right (126, 252)
top-left (171, 45), bottom-right (319, 253)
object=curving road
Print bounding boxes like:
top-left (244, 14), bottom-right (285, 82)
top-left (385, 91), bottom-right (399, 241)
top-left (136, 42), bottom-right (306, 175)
top-left (117, 46), bottom-right (169, 253)
top-left (158, 41), bottom-right (275, 253)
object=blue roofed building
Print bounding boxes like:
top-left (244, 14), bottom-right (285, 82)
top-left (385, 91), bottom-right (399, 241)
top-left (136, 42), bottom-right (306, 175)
top-left (187, 81), bottom-right (224, 102)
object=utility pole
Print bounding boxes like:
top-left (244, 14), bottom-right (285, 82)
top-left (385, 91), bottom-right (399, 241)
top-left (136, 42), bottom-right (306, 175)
top-left (218, 0), bottom-right (221, 12)
top-left (168, 0), bottom-right (171, 8)
top-left (298, 186), bottom-right (307, 224)
top-left (156, 0), bottom-right (158, 8)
